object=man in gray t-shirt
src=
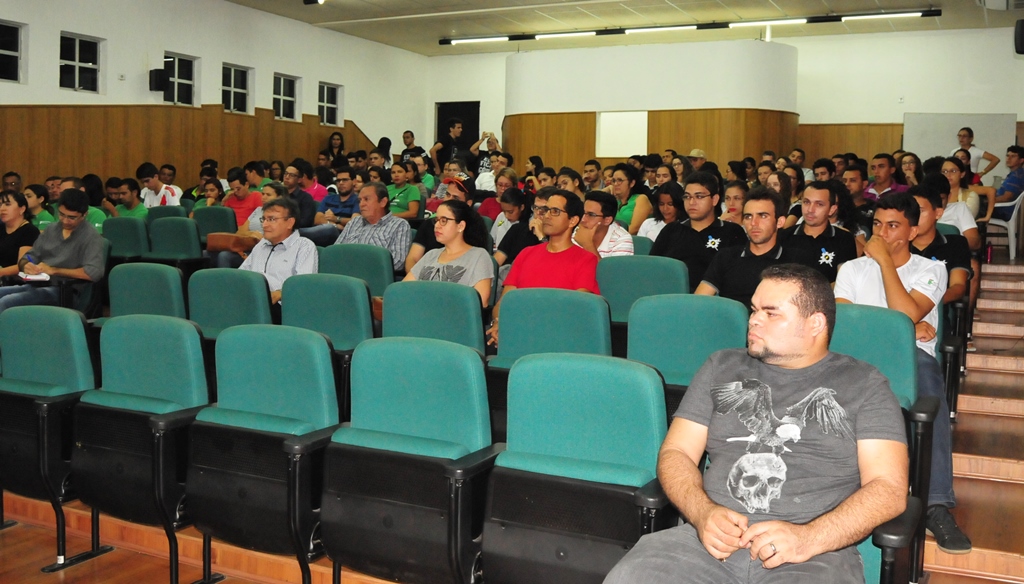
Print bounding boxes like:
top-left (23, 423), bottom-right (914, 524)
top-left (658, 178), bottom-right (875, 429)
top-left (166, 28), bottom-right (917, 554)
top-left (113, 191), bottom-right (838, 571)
top-left (605, 264), bottom-right (908, 584)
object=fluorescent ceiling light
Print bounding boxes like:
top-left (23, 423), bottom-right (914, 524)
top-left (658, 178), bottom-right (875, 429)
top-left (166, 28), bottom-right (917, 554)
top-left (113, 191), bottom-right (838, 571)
top-left (450, 36), bottom-right (509, 44)
top-left (842, 12), bottom-right (923, 21)
top-left (729, 18), bottom-right (807, 28)
top-left (625, 25), bottom-right (697, 34)
top-left (536, 31), bottom-right (596, 39)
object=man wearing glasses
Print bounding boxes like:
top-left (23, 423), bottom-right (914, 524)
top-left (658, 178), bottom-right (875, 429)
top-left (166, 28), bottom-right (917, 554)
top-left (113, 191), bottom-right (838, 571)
top-left (240, 197), bottom-right (317, 310)
top-left (573, 191), bottom-right (633, 258)
top-left (651, 172), bottom-right (746, 292)
top-left (1, 189), bottom-right (105, 314)
top-left (301, 166), bottom-right (361, 246)
top-left (487, 190), bottom-right (598, 347)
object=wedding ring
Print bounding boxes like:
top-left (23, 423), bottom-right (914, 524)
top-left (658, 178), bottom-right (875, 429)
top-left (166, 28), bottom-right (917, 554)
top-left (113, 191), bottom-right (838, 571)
top-left (769, 543), bottom-right (777, 555)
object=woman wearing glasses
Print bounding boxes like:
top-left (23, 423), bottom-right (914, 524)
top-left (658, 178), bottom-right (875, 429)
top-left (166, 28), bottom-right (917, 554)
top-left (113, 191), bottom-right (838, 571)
top-left (609, 163), bottom-right (652, 235)
top-left (942, 157), bottom-right (995, 222)
top-left (404, 199), bottom-right (493, 307)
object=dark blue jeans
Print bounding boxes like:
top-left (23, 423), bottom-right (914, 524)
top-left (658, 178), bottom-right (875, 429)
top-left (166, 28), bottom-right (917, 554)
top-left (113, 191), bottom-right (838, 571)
top-left (916, 348), bottom-right (954, 508)
top-left (0, 284), bottom-right (60, 315)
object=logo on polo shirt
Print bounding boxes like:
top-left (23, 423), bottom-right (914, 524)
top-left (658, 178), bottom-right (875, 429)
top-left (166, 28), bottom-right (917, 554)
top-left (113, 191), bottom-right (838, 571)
top-left (818, 248), bottom-right (835, 266)
top-left (706, 236), bottom-right (721, 250)
top-left (931, 256), bottom-right (947, 265)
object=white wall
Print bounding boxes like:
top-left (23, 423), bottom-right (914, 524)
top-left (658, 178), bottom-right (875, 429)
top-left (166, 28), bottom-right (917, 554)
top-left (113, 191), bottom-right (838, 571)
top-left (0, 0), bottom-right (429, 147)
top-left (779, 28), bottom-right (1024, 124)
top-left (423, 52), bottom-right (509, 145)
top-left (504, 40), bottom-right (798, 115)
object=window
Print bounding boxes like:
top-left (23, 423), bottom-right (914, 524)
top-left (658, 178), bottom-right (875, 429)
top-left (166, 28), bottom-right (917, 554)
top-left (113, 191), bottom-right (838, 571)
top-left (59, 33), bottom-right (100, 92)
top-left (318, 82), bottom-right (340, 126)
top-left (273, 74), bottom-right (298, 120)
top-left (222, 64), bottom-right (249, 113)
top-left (0, 22), bottom-right (20, 83)
top-left (164, 53), bottom-right (196, 106)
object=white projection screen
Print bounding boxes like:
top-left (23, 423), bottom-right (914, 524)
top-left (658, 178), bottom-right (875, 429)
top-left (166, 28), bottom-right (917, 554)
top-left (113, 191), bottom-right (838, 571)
top-left (903, 113), bottom-right (1017, 184)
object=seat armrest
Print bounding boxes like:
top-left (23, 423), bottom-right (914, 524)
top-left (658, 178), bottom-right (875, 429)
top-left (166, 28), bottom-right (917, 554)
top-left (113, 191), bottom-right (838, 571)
top-left (444, 443), bottom-right (506, 479)
top-left (872, 496), bottom-right (921, 550)
top-left (909, 396), bottom-right (939, 424)
top-left (149, 405), bottom-right (207, 431)
top-left (635, 478), bottom-right (670, 509)
top-left (939, 335), bottom-right (962, 355)
top-left (283, 424), bottom-right (341, 455)
top-left (34, 391), bottom-right (87, 413)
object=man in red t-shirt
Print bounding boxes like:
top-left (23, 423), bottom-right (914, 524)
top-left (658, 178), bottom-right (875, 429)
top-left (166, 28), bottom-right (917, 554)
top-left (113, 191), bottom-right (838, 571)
top-left (486, 189), bottom-right (599, 346)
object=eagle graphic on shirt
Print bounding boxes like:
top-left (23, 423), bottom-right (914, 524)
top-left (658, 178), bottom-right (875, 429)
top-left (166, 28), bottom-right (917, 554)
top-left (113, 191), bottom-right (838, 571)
top-left (711, 379), bottom-right (852, 513)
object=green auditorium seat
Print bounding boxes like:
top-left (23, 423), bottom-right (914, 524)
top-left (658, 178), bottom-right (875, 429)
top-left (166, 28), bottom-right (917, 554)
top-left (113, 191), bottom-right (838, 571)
top-left (102, 216), bottom-right (149, 261)
top-left (383, 280), bottom-right (486, 354)
top-left (192, 206), bottom-right (238, 248)
top-left (145, 205), bottom-right (186, 225)
top-left (596, 255), bottom-right (689, 356)
top-left (319, 244), bottom-right (394, 298)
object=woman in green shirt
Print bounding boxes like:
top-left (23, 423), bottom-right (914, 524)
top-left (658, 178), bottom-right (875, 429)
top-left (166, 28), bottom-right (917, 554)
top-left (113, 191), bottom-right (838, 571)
top-left (610, 163), bottom-right (652, 235)
top-left (189, 179), bottom-right (225, 217)
top-left (387, 162), bottom-right (421, 219)
top-left (23, 185), bottom-right (55, 230)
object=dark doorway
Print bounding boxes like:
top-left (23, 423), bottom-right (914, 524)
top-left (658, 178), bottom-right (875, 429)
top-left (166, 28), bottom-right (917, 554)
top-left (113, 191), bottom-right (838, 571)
top-left (436, 101), bottom-right (480, 149)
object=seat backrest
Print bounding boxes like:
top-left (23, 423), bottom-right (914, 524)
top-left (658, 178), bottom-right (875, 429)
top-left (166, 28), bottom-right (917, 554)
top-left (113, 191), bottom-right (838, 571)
top-left (504, 353), bottom-right (666, 485)
top-left (831, 304), bottom-right (917, 408)
top-left (631, 235), bottom-right (653, 255)
top-left (935, 223), bottom-right (960, 237)
top-left (627, 294), bottom-right (747, 386)
top-left (102, 217), bottom-right (149, 257)
top-left (213, 324), bottom-right (338, 431)
top-left (108, 263), bottom-right (186, 319)
top-left (0, 306), bottom-right (94, 391)
top-left (382, 281), bottom-right (485, 353)
top-left (192, 206), bottom-right (238, 237)
top-left (99, 315), bottom-right (207, 408)
top-left (148, 217), bottom-right (202, 258)
top-left (350, 337), bottom-right (490, 454)
top-left (497, 288), bottom-right (611, 361)
top-left (188, 268), bottom-right (272, 332)
top-left (282, 274), bottom-right (373, 351)
top-left (596, 256), bottom-right (689, 322)
top-left (146, 205), bottom-right (187, 224)
top-left (319, 244), bottom-right (394, 297)
top-left (180, 198), bottom-right (195, 214)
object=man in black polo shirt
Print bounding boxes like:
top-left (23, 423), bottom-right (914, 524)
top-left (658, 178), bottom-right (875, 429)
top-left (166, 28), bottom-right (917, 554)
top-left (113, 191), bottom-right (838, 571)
top-left (696, 186), bottom-right (815, 309)
top-left (910, 185), bottom-right (971, 305)
top-left (650, 171), bottom-right (746, 292)
top-left (781, 180), bottom-right (857, 283)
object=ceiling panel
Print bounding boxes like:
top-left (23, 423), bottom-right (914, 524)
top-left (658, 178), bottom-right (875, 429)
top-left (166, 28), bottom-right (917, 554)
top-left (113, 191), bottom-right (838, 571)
top-left (226, 0), bottom-right (1024, 57)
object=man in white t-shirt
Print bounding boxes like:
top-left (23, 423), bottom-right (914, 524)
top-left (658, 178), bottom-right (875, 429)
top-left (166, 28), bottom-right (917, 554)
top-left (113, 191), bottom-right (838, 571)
top-left (573, 190), bottom-right (633, 258)
top-left (951, 127), bottom-right (999, 179)
top-left (833, 191), bottom-right (970, 555)
top-left (136, 162), bottom-right (182, 207)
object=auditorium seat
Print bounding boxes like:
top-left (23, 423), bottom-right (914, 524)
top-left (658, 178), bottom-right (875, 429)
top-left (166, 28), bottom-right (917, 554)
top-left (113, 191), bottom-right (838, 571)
top-left (141, 216), bottom-right (208, 278)
top-left (383, 280), bottom-right (486, 354)
top-left (192, 206), bottom-right (238, 248)
top-left (145, 205), bottom-right (186, 225)
top-left (319, 244), bottom-right (395, 297)
top-left (596, 255), bottom-right (689, 357)
top-left (186, 324), bottom-right (339, 584)
top-left (92, 263), bottom-right (186, 328)
top-left (630, 234), bottom-right (653, 255)
top-left (481, 353), bottom-right (673, 584)
top-left (320, 337), bottom-right (496, 584)
top-left (102, 216), bottom-right (148, 262)
top-left (71, 315), bottom-right (209, 584)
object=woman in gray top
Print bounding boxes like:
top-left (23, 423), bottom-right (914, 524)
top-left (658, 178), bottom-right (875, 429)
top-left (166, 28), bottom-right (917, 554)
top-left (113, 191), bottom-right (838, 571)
top-left (405, 200), bottom-right (494, 306)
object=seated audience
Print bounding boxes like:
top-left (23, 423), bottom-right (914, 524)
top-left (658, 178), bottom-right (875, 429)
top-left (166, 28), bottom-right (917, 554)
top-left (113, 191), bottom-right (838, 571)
top-left (292, 158), bottom-right (328, 203)
top-left (0, 190), bottom-right (40, 276)
top-left (107, 178), bottom-right (148, 219)
top-left (929, 170), bottom-right (981, 251)
top-left (834, 191), bottom-right (968, 554)
top-left (992, 145), bottom-right (1024, 221)
top-left (479, 167), bottom-right (518, 221)
top-left (864, 153), bottom-right (908, 200)
top-left (811, 157), bottom-right (836, 181)
top-left (605, 265), bottom-right (907, 584)
top-left (23, 185), bottom-right (55, 230)
top-left (638, 181), bottom-right (684, 241)
top-left (911, 185), bottom-right (971, 305)
top-left (491, 187), bottom-right (527, 252)
top-left (780, 180), bottom-right (857, 283)
top-left (3, 172), bottom-right (23, 192)
top-left (245, 160), bottom-right (272, 193)
top-left (899, 152), bottom-right (924, 186)
top-left (189, 179), bottom-right (225, 215)
top-left (301, 166), bottom-right (360, 246)
top-left (224, 167), bottom-right (263, 227)
top-left (556, 167), bottom-right (588, 201)
top-left (405, 174), bottom-right (479, 272)
top-left (494, 188), bottom-right (544, 269)
top-left (136, 162), bottom-right (183, 207)
top-left (573, 190), bottom-right (634, 258)
top-left (719, 180), bottom-right (748, 225)
top-left (239, 197), bottom-right (317, 307)
top-left (404, 200), bottom-right (494, 306)
top-left (334, 182), bottom-right (410, 271)
top-left (583, 159), bottom-right (604, 192)
top-left (281, 162), bottom-right (318, 228)
top-left (387, 162), bottom-right (420, 219)
top-left (610, 163), bottom-right (653, 235)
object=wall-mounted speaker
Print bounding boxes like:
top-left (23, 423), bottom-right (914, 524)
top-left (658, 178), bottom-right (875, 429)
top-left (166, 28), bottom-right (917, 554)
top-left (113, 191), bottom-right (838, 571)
top-left (149, 68), bottom-right (167, 92)
top-left (1016, 20), bottom-right (1024, 55)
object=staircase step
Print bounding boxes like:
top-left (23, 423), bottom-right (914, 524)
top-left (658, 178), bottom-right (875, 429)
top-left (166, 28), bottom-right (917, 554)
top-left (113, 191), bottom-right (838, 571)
top-left (981, 277), bottom-right (1024, 293)
top-left (953, 413), bottom-right (1024, 482)
top-left (959, 371), bottom-right (1024, 417)
top-left (924, 477), bottom-right (1024, 581)
top-left (928, 574), bottom-right (1019, 584)
top-left (967, 352), bottom-right (1024, 373)
top-left (971, 337), bottom-right (1024, 353)
top-left (973, 321), bottom-right (1024, 339)
top-left (982, 263), bottom-right (1024, 276)
top-left (973, 310), bottom-right (1024, 326)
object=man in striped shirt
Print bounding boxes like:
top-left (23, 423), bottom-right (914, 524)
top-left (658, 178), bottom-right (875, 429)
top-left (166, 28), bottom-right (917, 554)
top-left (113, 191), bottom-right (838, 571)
top-left (573, 190), bottom-right (634, 258)
top-left (333, 182), bottom-right (410, 271)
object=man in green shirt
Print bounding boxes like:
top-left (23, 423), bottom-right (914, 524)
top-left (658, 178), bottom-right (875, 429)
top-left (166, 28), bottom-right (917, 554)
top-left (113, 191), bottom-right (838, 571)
top-left (245, 161), bottom-right (272, 193)
top-left (103, 178), bottom-right (149, 220)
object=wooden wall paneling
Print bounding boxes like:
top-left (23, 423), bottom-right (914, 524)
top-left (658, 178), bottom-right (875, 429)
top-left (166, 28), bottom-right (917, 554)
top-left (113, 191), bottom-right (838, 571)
top-left (796, 124), bottom-right (904, 164)
top-left (648, 109), bottom-right (799, 167)
top-left (502, 112), bottom-right (596, 176)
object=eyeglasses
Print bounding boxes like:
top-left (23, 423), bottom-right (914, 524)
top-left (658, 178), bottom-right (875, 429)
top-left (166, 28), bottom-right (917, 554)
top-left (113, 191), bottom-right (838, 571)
top-left (436, 216), bottom-right (457, 226)
top-left (261, 215), bottom-right (290, 223)
top-left (609, 178), bottom-right (628, 184)
top-left (682, 194), bottom-right (712, 202)
top-left (532, 205), bottom-right (566, 217)
top-left (940, 169), bottom-right (960, 176)
top-left (283, 171), bottom-right (300, 179)
top-left (58, 211), bottom-right (84, 222)
top-left (583, 212), bottom-right (604, 219)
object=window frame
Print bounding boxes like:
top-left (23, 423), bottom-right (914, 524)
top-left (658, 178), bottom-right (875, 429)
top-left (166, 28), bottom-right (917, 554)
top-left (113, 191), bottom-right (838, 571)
top-left (58, 32), bottom-right (101, 93)
top-left (318, 82), bottom-right (341, 126)
top-left (222, 63), bottom-right (251, 114)
top-left (0, 20), bottom-right (22, 84)
top-left (273, 73), bottom-right (299, 121)
top-left (163, 52), bottom-right (197, 107)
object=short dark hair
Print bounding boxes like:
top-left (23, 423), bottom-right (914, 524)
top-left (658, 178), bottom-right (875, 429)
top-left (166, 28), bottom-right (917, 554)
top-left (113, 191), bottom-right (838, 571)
top-left (584, 159), bottom-right (600, 169)
top-left (369, 148), bottom-right (387, 160)
top-left (335, 166), bottom-right (356, 181)
top-left (959, 127), bottom-right (974, 138)
top-left (363, 181), bottom-right (390, 203)
top-left (199, 166), bottom-right (218, 179)
top-left (909, 184), bottom-right (943, 211)
top-left (534, 186), bottom-right (556, 202)
top-left (536, 166), bottom-right (557, 180)
top-left (499, 151), bottom-right (514, 167)
top-left (644, 154), bottom-right (661, 169)
top-left (263, 196), bottom-right (299, 221)
top-left (3, 171), bottom-right (21, 181)
top-left (585, 190), bottom-right (618, 219)
top-left (201, 159), bottom-right (218, 169)
top-left (812, 158), bottom-right (836, 176)
top-left (723, 180), bottom-right (750, 196)
top-left (315, 166), bottom-right (335, 187)
top-left (290, 158), bottom-right (315, 180)
top-left (744, 185), bottom-right (787, 219)
top-left (45, 175), bottom-right (61, 183)
top-left (244, 161), bottom-right (266, 176)
top-left (404, 130), bottom-right (415, 138)
top-left (921, 172), bottom-right (951, 197)
top-left (760, 263), bottom-right (836, 342)
top-left (872, 153), bottom-right (897, 168)
top-left (263, 181), bottom-right (289, 199)
top-left (135, 162), bottom-right (158, 180)
top-left (104, 177), bottom-right (124, 190)
top-left (160, 164), bottom-right (176, 175)
top-left (0, 189), bottom-right (30, 221)
top-left (683, 171), bottom-right (720, 196)
top-left (762, 150), bottom-right (776, 159)
top-left (58, 188), bottom-right (90, 214)
top-left (875, 191), bottom-right (920, 226)
top-left (1007, 145), bottom-right (1024, 158)
top-left (804, 180), bottom-right (841, 206)
top-left (549, 189), bottom-right (584, 220)
top-left (447, 118), bottom-right (463, 130)
top-left (122, 178), bottom-right (141, 195)
top-left (791, 148), bottom-right (806, 158)
top-left (843, 164), bottom-right (868, 182)
top-left (226, 167), bottom-right (246, 185)
top-left (921, 156), bottom-right (945, 176)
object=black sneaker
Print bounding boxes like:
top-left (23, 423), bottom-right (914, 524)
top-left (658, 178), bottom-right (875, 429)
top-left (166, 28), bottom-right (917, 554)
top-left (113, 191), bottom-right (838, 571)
top-left (925, 505), bottom-right (972, 554)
